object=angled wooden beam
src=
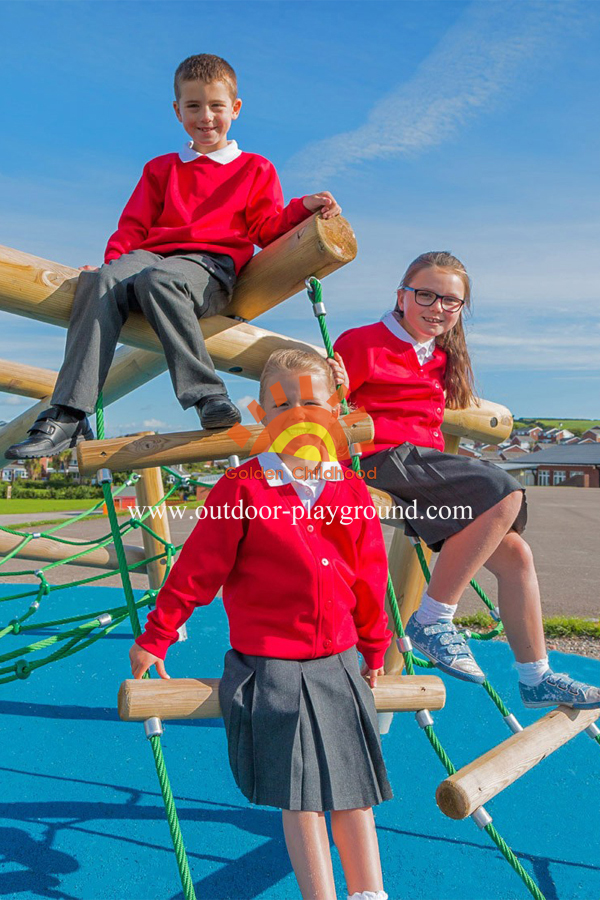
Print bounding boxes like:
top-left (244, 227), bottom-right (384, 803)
top-left (0, 359), bottom-right (56, 399)
top-left (0, 214), bottom-right (355, 347)
top-left (436, 705), bottom-right (600, 819)
top-left (118, 674), bottom-right (446, 721)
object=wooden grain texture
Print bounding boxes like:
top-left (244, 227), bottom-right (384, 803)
top-left (118, 674), bottom-right (446, 721)
top-left (77, 413), bottom-right (375, 475)
top-left (0, 359), bottom-right (57, 399)
top-left (133, 464), bottom-right (171, 591)
top-left (442, 400), bottom-right (512, 445)
top-left (436, 704), bottom-right (600, 819)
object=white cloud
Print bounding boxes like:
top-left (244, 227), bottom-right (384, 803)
top-left (142, 418), bottom-right (168, 429)
top-left (286, 1), bottom-right (582, 183)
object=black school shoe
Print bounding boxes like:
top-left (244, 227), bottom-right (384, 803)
top-left (196, 395), bottom-right (242, 430)
top-left (5, 406), bottom-right (94, 459)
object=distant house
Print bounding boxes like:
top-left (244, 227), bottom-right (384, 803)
top-left (515, 425), bottom-right (543, 440)
top-left (582, 426), bottom-right (600, 442)
top-left (500, 445), bottom-right (531, 460)
top-left (1, 462), bottom-right (27, 482)
top-left (497, 444), bottom-right (600, 487)
top-left (458, 443), bottom-right (481, 459)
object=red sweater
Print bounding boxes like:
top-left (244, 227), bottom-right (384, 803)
top-left (334, 322), bottom-right (447, 455)
top-left (104, 151), bottom-right (311, 272)
top-left (136, 457), bottom-right (392, 670)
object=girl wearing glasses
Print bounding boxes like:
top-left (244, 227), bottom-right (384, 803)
top-left (331, 251), bottom-right (600, 710)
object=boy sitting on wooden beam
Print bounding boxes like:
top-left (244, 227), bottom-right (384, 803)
top-left (7, 53), bottom-right (340, 460)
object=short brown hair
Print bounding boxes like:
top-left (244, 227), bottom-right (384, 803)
top-left (174, 54), bottom-right (237, 101)
top-left (259, 349), bottom-right (336, 409)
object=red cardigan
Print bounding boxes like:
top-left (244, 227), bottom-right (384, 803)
top-left (104, 151), bottom-right (311, 272)
top-left (334, 322), bottom-right (447, 455)
top-left (136, 458), bottom-right (392, 670)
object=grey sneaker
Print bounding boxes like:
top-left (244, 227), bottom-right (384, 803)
top-left (405, 613), bottom-right (485, 684)
top-left (519, 672), bottom-right (600, 709)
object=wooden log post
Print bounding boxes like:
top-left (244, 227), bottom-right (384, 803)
top-left (133, 466), bottom-right (171, 592)
top-left (436, 705), bottom-right (600, 819)
top-left (118, 674), bottom-right (446, 722)
top-left (132, 464), bottom-right (187, 642)
top-left (77, 413), bottom-right (374, 476)
top-left (0, 529), bottom-right (147, 571)
top-left (382, 434), bottom-right (461, 675)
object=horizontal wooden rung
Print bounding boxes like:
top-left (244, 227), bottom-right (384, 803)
top-left (436, 704), bottom-right (600, 820)
top-left (118, 674), bottom-right (446, 721)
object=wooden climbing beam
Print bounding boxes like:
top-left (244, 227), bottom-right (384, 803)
top-left (0, 216), bottom-right (355, 370)
top-left (442, 400), bottom-right (512, 444)
top-left (436, 704), bottom-right (600, 819)
top-left (118, 674), bottom-right (446, 721)
top-left (0, 529), bottom-right (148, 571)
top-left (76, 413), bottom-right (374, 476)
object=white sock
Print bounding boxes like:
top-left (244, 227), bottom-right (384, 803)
top-left (515, 657), bottom-right (551, 687)
top-left (347, 892), bottom-right (388, 900)
top-left (415, 591), bottom-right (457, 626)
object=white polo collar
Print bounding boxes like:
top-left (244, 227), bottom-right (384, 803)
top-left (257, 452), bottom-right (344, 488)
top-left (179, 139), bottom-right (242, 164)
top-left (381, 311), bottom-right (436, 365)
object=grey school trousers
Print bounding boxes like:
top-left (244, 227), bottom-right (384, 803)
top-left (51, 249), bottom-right (234, 414)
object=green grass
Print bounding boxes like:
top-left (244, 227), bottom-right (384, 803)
top-left (513, 418), bottom-right (600, 435)
top-left (456, 611), bottom-right (600, 638)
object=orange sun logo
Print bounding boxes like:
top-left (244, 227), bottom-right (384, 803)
top-left (226, 375), bottom-right (372, 463)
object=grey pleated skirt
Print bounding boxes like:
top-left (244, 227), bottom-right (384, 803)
top-left (218, 647), bottom-right (394, 811)
top-left (363, 443), bottom-right (527, 552)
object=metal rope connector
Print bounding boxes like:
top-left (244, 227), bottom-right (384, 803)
top-left (97, 468), bottom-right (113, 484)
top-left (415, 709), bottom-right (434, 729)
top-left (396, 636), bottom-right (413, 654)
top-left (349, 442), bottom-right (362, 458)
top-left (97, 613), bottom-right (112, 627)
top-left (585, 722), bottom-right (600, 739)
top-left (144, 717), bottom-right (164, 739)
top-left (312, 302), bottom-right (326, 317)
top-left (471, 806), bottom-right (493, 829)
top-left (503, 713), bottom-right (524, 734)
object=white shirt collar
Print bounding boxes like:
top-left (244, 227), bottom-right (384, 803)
top-left (381, 311), bottom-right (436, 366)
top-left (257, 452), bottom-right (344, 488)
top-left (179, 139), bottom-right (242, 165)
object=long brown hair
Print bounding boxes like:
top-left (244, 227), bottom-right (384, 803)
top-left (399, 251), bottom-right (476, 409)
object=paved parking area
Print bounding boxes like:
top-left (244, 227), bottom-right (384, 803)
top-left (1, 486), bottom-right (598, 617)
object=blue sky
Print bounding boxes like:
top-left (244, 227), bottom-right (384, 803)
top-left (1, 0), bottom-right (600, 436)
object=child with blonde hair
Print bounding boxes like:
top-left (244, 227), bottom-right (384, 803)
top-left (130, 348), bottom-right (392, 900)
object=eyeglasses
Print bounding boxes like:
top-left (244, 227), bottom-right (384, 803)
top-left (401, 286), bottom-right (465, 313)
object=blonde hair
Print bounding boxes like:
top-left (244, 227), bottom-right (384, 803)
top-left (399, 251), bottom-right (476, 409)
top-left (174, 54), bottom-right (237, 101)
top-left (259, 349), bottom-right (337, 408)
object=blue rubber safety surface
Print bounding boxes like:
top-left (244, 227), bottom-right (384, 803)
top-left (1, 583), bottom-right (599, 900)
